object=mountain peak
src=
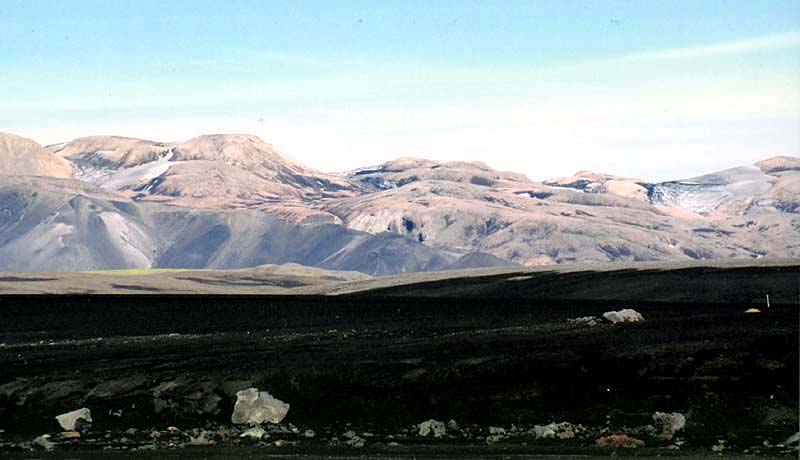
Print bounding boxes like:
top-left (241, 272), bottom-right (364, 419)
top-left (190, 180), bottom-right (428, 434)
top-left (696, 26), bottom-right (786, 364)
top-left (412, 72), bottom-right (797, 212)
top-left (49, 135), bottom-right (169, 169)
top-left (543, 170), bottom-right (647, 200)
top-left (755, 155), bottom-right (800, 174)
top-left (0, 132), bottom-right (74, 179)
top-left (348, 157), bottom-right (531, 190)
top-left (172, 133), bottom-right (310, 172)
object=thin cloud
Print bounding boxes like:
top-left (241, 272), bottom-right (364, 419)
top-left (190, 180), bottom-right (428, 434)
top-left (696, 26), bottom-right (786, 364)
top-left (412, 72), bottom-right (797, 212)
top-left (605, 31), bottom-right (800, 64)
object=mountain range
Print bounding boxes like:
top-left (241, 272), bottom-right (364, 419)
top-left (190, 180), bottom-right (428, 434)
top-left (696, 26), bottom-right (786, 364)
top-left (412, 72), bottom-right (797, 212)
top-left (1, 131), bottom-right (798, 275)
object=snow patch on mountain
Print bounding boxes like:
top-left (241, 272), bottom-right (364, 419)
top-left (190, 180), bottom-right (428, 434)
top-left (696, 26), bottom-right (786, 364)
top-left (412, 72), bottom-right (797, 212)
top-left (647, 166), bottom-right (774, 213)
top-left (75, 150), bottom-right (176, 192)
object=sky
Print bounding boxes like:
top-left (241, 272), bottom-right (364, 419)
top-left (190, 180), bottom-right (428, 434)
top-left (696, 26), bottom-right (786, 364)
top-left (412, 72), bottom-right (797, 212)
top-left (1, 1), bottom-right (799, 181)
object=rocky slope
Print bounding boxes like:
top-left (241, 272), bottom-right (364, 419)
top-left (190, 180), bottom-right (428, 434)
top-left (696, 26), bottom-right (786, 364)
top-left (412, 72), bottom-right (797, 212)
top-left (327, 157), bottom-right (799, 265)
top-left (0, 175), bottom-right (498, 274)
top-left (1, 131), bottom-right (798, 271)
top-left (47, 134), bottom-right (357, 223)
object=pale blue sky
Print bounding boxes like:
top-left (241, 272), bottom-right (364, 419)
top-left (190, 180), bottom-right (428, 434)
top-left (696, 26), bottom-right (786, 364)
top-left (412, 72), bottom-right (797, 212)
top-left (1, 1), bottom-right (799, 180)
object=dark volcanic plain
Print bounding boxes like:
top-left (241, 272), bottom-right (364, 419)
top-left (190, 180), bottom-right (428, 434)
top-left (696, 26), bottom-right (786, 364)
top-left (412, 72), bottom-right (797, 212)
top-left (0, 261), bottom-right (798, 458)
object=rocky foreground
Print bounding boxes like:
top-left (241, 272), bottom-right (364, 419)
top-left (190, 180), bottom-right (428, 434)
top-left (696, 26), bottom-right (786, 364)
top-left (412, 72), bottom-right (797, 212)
top-left (1, 263), bottom-right (798, 457)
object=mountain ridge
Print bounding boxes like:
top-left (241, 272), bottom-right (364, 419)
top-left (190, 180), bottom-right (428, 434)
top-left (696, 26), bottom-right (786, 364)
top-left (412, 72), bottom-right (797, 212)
top-left (1, 131), bottom-right (798, 273)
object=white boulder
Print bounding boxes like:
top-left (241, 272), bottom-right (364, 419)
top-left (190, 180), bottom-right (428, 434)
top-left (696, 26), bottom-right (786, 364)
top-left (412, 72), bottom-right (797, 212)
top-left (418, 419), bottom-right (447, 437)
top-left (652, 411), bottom-right (686, 440)
top-left (231, 388), bottom-right (289, 425)
top-left (55, 407), bottom-right (92, 431)
top-left (603, 308), bottom-right (644, 324)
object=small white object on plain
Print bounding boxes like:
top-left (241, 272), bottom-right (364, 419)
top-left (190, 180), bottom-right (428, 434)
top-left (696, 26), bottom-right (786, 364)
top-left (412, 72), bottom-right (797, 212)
top-left (418, 419), bottom-right (447, 437)
top-left (603, 309), bottom-right (644, 324)
top-left (652, 412), bottom-right (686, 440)
top-left (240, 427), bottom-right (267, 439)
top-left (55, 408), bottom-right (92, 431)
top-left (231, 388), bottom-right (289, 425)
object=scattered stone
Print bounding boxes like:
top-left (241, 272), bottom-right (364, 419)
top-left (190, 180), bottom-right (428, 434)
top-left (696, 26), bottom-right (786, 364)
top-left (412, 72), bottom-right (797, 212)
top-left (744, 308), bottom-right (762, 314)
top-left (447, 419), bottom-right (459, 431)
top-left (711, 440), bottom-right (726, 452)
top-left (231, 388), bottom-right (290, 425)
top-left (303, 429), bottom-right (316, 438)
top-left (32, 434), bottom-right (55, 451)
top-left (596, 434), bottom-right (645, 448)
top-left (240, 427), bottom-right (267, 440)
top-left (603, 309), bottom-right (644, 324)
top-left (166, 426), bottom-right (180, 433)
top-left (55, 407), bottom-right (92, 431)
top-left (485, 427), bottom-right (507, 444)
top-left (532, 422), bottom-right (579, 439)
top-left (341, 430), bottom-right (366, 448)
top-left (346, 436), bottom-right (366, 448)
top-left (568, 316), bottom-right (601, 326)
top-left (418, 419), bottom-right (447, 437)
top-left (652, 411), bottom-right (686, 440)
top-left (188, 430), bottom-right (214, 446)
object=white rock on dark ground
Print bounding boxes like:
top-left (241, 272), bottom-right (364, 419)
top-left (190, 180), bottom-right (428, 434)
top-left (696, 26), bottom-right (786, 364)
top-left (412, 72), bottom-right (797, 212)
top-left (568, 316), bottom-right (600, 326)
top-left (418, 419), bottom-right (447, 437)
top-left (342, 430), bottom-right (366, 448)
top-left (602, 308), bottom-right (644, 324)
top-left (32, 434), bottom-right (55, 451)
top-left (55, 407), bottom-right (92, 431)
top-left (188, 430), bottom-right (214, 446)
top-left (531, 422), bottom-right (579, 439)
top-left (240, 426), bottom-right (267, 439)
top-left (652, 411), bottom-right (686, 440)
top-left (231, 388), bottom-right (289, 425)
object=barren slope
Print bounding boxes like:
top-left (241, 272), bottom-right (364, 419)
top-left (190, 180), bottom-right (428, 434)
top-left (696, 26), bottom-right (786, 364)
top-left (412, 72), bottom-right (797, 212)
top-left (0, 176), bottom-right (500, 274)
top-left (0, 133), bottom-right (73, 178)
top-left (325, 158), bottom-right (800, 265)
top-left (8, 132), bottom-right (800, 270)
top-left (49, 134), bottom-right (358, 222)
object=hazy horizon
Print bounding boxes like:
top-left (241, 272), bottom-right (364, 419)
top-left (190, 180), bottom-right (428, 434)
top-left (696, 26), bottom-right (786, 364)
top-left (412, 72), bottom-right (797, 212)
top-left (2, 0), bottom-right (799, 181)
